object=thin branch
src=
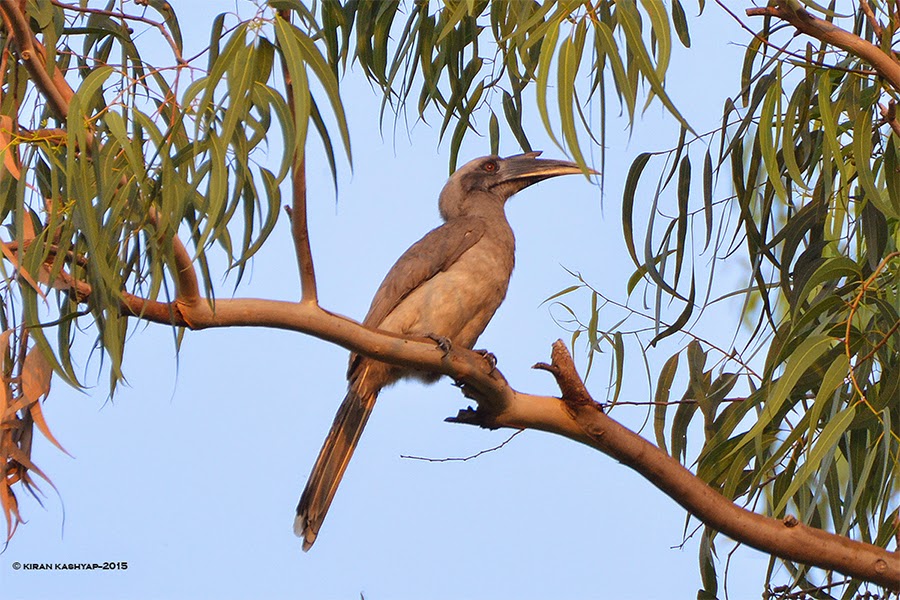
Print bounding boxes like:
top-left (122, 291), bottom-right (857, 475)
top-left (0, 3), bottom-right (70, 120)
top-left (400, 430), bottom-right (523, 462)
top-left (746, 3), bottom-right (900, 92)
top-left (277, 9), bottom-right (318, 304)
top-left (290, 155), bottom-right (317, 303)
top-left (860, 0), bottom-right (885, 39)
top-left (609, 397), bottom-right (746, 408)
top-left (49, 0), bottom-right (185, 64)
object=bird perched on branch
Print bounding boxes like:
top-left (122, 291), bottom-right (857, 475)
top-left (295, 151), bottom-right (589, 550)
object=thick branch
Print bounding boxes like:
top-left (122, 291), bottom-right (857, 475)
top-left (458, 340), bottom-right (900, 590)
top-left (110, 281), bottom-right (900, 588)
top-left (746, 3), bottom-right (900, 91)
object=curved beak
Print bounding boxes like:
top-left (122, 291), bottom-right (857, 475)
top-left (497, 151), bottom-right (598, 189)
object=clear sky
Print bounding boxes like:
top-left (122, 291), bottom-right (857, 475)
top-left (2, 3), bottom-right (778, 599)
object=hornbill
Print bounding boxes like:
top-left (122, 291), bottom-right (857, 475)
top-left (295, 152), bottom-right (589, 550)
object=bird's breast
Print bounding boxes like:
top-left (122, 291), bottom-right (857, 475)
top-left (378, 236), bottom-right (514, 349)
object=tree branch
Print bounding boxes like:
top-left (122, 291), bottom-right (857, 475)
top-left (746, 2), bottom-right (900, 92)
top-left (288, 154), bottom-right (317, 303)
top-left (97, 279), bottom-right (900, 588)
top-left (457, 341), bottom-right (900, 590)
top-left (277, 10), bottom-right (318, 304)
top-left (0, 3), bottom-right (71, 120)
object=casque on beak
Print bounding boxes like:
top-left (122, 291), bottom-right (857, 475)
top-left (496, 151), bottom-right (598, 189)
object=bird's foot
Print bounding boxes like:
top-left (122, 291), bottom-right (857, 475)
top-left (474, 349), bottom-right (497, 373)
top-left (426, 333), bottom-right (453, 356)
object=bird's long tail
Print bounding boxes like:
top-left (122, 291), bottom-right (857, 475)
top-left (294, 375), bottom-right (379, 551)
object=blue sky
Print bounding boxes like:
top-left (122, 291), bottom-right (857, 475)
top-left (1, 3), bottom-right (779, 599)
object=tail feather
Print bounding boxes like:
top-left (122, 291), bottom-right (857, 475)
top-left (295, 384), bottom-right (378, 551)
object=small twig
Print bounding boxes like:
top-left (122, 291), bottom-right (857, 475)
top-left (608, 397), bottom-right (747, 408)
top-left (855, 318), bottom-right (900, 368)
top-left (670, 521), bottom-right (703, 550)
top-left (400, 430), bottom-right (523, 462)
top-left (49, 0), bottom-right (186, 64)
top-left (769, 577), bottom-right (852, 599)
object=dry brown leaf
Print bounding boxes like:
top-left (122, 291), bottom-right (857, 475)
top-left (21, 346), bottom-right (68, 455)
top-left (28, 401), bottom-right (69, 456)
top-left (0, 467), bottom-right (21, 541)
top-left (21, 345), bottom-right (51, 403)
top-left (5, 440), bottom-right (52, 482)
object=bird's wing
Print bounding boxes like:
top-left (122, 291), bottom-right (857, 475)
top-left (362, 215), bottom-right (486, 329)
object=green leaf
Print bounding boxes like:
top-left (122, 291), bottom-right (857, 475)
top-left (617, 0), bottom-right (691, 132)
top-left (278, 17), bottom-right (352, 165)
top-left (535, 18), bottom-right (561, 149)
top-left (557, 26), bottom-right (587, 169)
top-left (854, 109), bottom-right (898, 219)
top-left (622, 153), bottom-right (652, 268)
top-left (638, 0), bottom-right (672, 76)
top-left (274, 18), bottom-right (311, 157)
top-left (794, 256), bottom-right (861, 313)
top-left (489, 110), bottom-right (499, 155)
top-left (702, 149), bottom-right (713, 251)
top-left (674, 155), bottom-right (690, 287)
top-left (671, 0), bottom-right (690, 48)
top-left (611, 331), bottom-right (624, 405)
top-left (594, 20), bottom-right (636, 121)
top-left (773, 404), bottom-right (856, 516)
top-left (653, 352), bottom-right (680, 454)
top-left (649, 274), bottom-right (695, 347)
top-left (729, 335), bottom-right (837, 459)
top-left (758, 71), bottom-right (787, 203)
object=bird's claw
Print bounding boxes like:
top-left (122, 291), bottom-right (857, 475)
top-left (426, 333), bottom-right (453, 356)
top-left (474, 349), bottom-right (497, 373)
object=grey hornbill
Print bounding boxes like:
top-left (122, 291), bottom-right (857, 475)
top-left (295, 152), bottom-right (589, 550)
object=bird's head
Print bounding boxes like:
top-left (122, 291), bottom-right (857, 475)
top-left (439, 151), bottom-right (593, 220)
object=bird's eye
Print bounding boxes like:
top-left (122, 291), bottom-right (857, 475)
top-left (482, 161), bottom-right (498, 173)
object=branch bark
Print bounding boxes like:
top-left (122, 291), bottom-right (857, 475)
top-left (746, 2), bottom-right (900, 92)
